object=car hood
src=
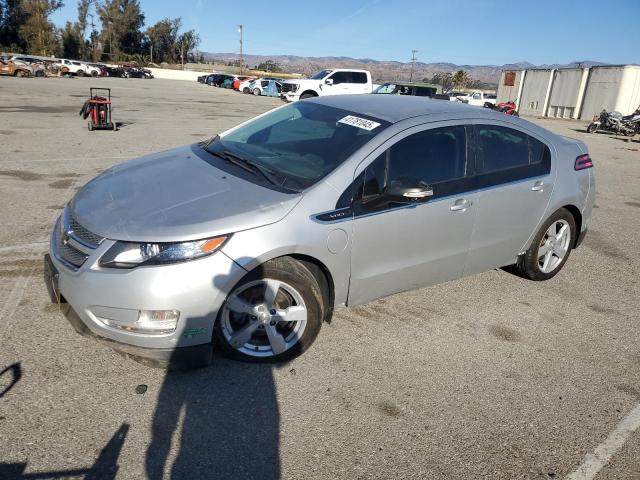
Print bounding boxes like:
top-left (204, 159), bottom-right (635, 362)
top-left (69, 145), bottom-right (302, 242)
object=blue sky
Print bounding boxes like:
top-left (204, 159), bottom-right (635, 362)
top-left (51, 0), bottom-right (640, 66)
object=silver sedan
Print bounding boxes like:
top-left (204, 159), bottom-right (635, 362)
top-left (45, 95), bottom-right (595, 367)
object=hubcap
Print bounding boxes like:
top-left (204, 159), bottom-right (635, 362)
top-left (538, 219), bottom-right (571, 273)
top-left (221, 279), bottom-right (307, 358)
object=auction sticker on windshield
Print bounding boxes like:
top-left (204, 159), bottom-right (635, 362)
top-left (338, 115), bottom-right (381, 131)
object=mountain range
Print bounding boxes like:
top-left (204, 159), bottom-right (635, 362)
top-left (201, 52), bottom-right (608, 85)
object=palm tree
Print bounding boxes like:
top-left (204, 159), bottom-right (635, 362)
top-left (452, 70), bottom-right (471, 89)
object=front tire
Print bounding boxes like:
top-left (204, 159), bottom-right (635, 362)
top-left (516, 208), bottom-right (576, 281)
top-left (242, 87), bottom-right (250, 93)
top-left (253, 88), bottom-right (261, 96)
top-left (300, 92), bottom-right (317, 99)
top-left (587, 122), bottom-right (598, 133)
top-left (216, 257), bottom-right (324, 362)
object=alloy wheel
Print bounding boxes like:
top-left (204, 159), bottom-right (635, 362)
top-left (221, 278), bottom-right (308, 358)
top-left (537, 219), bottom-right (571, 273)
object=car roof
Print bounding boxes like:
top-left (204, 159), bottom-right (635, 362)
top-left (306, 94), bottom-right (507, 124)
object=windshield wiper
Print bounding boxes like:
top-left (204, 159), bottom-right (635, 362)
top-left (200, 134), bottom-right (219, 149)
top-left (221, 150), bottom-right (280, 186)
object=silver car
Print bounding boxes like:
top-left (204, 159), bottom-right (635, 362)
top-left (45, 95), bottom-right (595, 368)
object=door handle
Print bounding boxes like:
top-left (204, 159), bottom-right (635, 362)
top-left (450, 198), bottom-right (472, 212)
top-left (531, 181), bottom-right (545, 192)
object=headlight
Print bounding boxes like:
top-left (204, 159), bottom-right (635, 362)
top-left (99, 235), bottom-right (229, 268)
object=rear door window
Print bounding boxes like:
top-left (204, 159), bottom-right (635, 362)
top-left (475, 125), bottom-right (551, 187)
top-left (351, 72), bottom-right (368, 84)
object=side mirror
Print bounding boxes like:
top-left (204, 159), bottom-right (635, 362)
top-left (386, 177), bottom-right (433, 202)
top-left (325, 78), bottom-right (333, 85)
top-left (362, 176), bottom-right (433, 210)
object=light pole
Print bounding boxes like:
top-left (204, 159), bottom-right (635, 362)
top-left (238, 24), bottom-right (243, 75)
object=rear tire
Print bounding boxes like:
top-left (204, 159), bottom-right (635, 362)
top-left (76, 70), bottom-right (84, 77)
top-left (515, 208), bottom-right (576, 281)
top-left (216, 257), bottom-right (324, 363)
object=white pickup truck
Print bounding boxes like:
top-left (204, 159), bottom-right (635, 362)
top-left (463, 91), bottom-right (497, 107)
top-left (281, 69), bottom-right (373, 102)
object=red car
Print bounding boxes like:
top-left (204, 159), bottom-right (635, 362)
top-left (232, 76), bottom-right (252, 90)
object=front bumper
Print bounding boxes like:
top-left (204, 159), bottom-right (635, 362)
top-left (46, 227), bottom-right (247, 368)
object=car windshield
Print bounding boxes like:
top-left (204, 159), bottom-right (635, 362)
top-left (204, 102), bottom-right (390, 192)
top-left (310, 69), bottom-right (332, 80)
top-left (373, 83), bottom-right (397, 94)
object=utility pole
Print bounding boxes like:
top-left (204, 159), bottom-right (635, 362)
top-left (238, 24), bottom-right (243, 75)
top-left (150, 43), bottom-right (153, 63)
top-left (409, 49), bottom-right (418, 82)
top-left (181, 40), bottom-right (184, 69)
top-left (88, 13), bottom-right (96, 62)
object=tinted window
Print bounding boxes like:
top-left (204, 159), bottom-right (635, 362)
top-left (477, 125), bottom-right (545, 172)
top-left (329, 72), bottom-right (349, 84)
top-left (351, 72), bottom-right (368, 84)
top-left (356, 126), bottom-right (470, 209)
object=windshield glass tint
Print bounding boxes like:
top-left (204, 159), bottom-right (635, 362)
top-left (310, 69), bottom-right (332, 80)
top-left (207, 102), bottom-right (389, 192)
top-left (374, 83), bottom-right (397, 94)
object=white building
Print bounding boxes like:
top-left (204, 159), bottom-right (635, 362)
top-left (496, 65), bottom-right (640, 120)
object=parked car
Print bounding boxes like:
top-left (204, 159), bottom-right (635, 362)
top-left (207, 74), bottom-right (234, 87)
top-left (197, 74), bottom-right (208, 83)
top-left (248, 78), bottom-right (282, 96)
top-left (221, 77), bottom-right (235, 88)
top-left (55, 59), bottom-right (92, 76)
top-left (7, 56), bottom-right (46, 77)
top-left (45, 96), bottom-right (595, 368)
top-left (373, 82), bottom-right (443, 97)
top-left (281, 69), bottom-right (373, 102)
top-left (233, 76), bottom-right (252, 90)
top-left (238, 78), bottom-right (254, 93)
top-left (104, 66), bottom-right (126, 77)
top-left (0, 59), bottom-right (31, 77)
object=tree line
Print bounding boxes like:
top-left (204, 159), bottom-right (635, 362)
top-left (0, 0), bottom-right (201, 64)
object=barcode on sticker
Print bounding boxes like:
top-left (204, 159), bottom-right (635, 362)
top-left (338, 115), bottom-right (381, 131)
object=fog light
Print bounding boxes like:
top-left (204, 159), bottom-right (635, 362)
top-left (136, 309), bottom-right (180, 334)
top-left (100, 309), bottom-right (179, 335)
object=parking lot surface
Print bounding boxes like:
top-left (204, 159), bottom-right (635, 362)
top-left (0, 76), bottom-right (639, 480)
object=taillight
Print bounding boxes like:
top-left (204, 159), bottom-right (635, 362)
top-left (575, 154), bottom-right (593, 170)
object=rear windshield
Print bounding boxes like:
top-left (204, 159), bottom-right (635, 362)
top-left (205, 102), bottom-right (390, 192)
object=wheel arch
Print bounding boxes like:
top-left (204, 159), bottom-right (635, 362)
top-left (300, 90), bottom-right (318, 98)
top-left (288, 254), bottom-right (335, 323)
top-left (561, 204), bottom-right (582, 248)
top-left (235, 253), bottom-right (336, 324)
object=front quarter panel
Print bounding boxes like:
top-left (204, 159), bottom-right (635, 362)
top-left (221, 181), bottom-right (352, 308)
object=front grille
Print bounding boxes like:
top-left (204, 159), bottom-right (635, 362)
top-left (52, 210), bottom-right (103, 270)
top-left (64, 209), bottom-right (104, 248)
top-left (57, 237), bottom-right (89, 268)
top-left (281, 83), bottom-right (297, 93)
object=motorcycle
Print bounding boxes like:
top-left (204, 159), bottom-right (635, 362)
top-left (484, 100), bottom-right (519, 116)
top-left (587, 108), bottom-right (640, 136)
